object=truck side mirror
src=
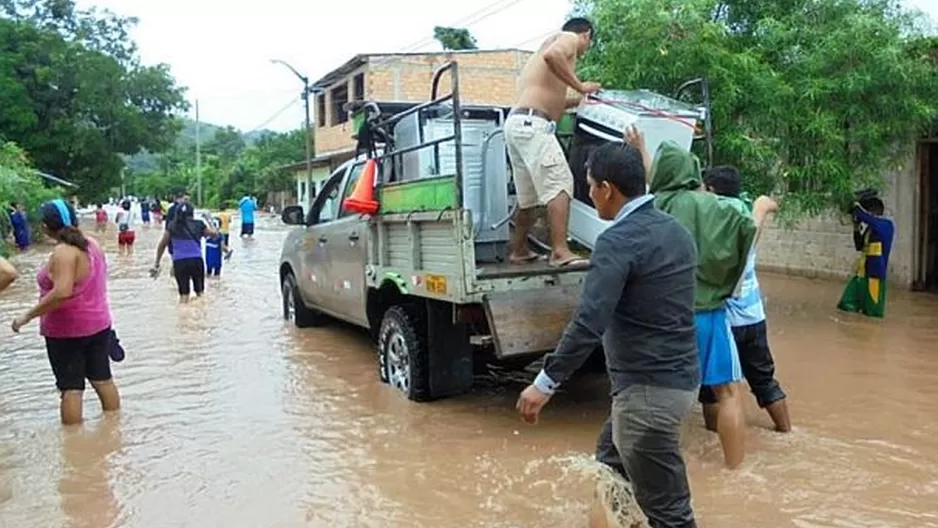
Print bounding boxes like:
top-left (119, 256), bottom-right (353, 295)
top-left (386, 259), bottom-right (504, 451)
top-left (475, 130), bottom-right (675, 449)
top-left (281, 205), bottom-right (305, 225)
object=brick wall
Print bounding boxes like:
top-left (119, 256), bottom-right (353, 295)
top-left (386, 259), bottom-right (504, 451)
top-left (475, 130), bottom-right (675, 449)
top-left (313, 50), bottom-right (531, 155)
top-left (757, 155), bottom-right (918, 289)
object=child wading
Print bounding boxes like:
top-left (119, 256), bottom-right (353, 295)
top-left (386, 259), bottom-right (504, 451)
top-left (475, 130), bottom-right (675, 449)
top-left (838, 197), bottom-right (895, 318)
top-left (205, 218), bottom-right (224, 277)
top-left (216, 204), bottom-right (234, 258)
top-left (94, 204), bottom-right (108, 234)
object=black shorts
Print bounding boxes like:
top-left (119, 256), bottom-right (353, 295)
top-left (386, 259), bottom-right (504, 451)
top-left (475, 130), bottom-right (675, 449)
top-left (46, 328), bottom-right (113, 391)
top-left (699, 320), bottom-right (786, 407)
top-left (221, 233), bottom-right (230, 246)
top-left (241, 222), bottom-right (254, 236)
top-left (173, 257), bottom-right (205, 296)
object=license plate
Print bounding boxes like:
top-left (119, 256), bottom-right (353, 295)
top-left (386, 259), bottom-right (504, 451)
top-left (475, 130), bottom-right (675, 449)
top-left (424, 274), bottom-right (447, 295)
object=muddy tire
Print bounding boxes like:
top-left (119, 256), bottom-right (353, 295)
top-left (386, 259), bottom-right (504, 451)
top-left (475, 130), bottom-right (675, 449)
top-left (378, 304), bottom-right (431, 402)
top-left (282, 272), bottom-right (326, 328)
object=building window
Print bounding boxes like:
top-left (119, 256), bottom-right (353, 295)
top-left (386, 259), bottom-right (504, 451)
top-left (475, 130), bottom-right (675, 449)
top-left (330, 83), bottom-right (349, 125)
top-left (316, 93), bottom-right (326, 127)
top-left (353, 73), bottom-right (365, 101)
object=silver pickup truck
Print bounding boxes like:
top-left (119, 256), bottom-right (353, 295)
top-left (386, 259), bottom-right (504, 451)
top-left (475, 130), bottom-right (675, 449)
top-left (278, 62), bottom-right (709, 403)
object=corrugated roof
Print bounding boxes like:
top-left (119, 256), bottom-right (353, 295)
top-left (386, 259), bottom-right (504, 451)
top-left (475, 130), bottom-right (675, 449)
top-left (275, 156), bottom-right (334, 172)
top-left (36, 171), bottom-right (77, 188)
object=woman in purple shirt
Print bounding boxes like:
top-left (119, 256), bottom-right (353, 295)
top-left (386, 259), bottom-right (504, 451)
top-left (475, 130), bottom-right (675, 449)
top-left (151, 203), bottom-right (217, 303)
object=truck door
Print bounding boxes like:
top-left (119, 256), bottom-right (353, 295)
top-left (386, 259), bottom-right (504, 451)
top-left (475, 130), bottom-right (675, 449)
top-left (323, 160), bottom-right (371, 326)
top-left (298, 168), bottom-right (344, 312)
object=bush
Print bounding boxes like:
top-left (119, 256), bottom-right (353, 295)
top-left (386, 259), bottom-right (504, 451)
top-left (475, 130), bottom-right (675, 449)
top-left (0, 142), bottom-right (62, 256)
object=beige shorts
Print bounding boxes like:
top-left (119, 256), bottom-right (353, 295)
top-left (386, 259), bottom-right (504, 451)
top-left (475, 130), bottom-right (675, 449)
top-left (504, 113), bottom-right (574, 209)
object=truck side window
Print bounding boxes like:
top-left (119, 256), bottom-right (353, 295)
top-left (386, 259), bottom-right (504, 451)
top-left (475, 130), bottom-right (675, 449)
top-left (338, 162), bottom-right (366, 219)
top-left (306, 170), bottom-right (344, 225)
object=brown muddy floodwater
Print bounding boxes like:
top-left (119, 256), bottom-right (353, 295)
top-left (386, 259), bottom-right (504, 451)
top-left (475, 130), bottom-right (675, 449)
top-left (1, 218), bottom-right (938, 528)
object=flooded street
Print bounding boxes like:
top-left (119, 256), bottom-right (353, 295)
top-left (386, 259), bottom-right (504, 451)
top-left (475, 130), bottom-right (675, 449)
top-left (2, 218), bottom-right (938, 528)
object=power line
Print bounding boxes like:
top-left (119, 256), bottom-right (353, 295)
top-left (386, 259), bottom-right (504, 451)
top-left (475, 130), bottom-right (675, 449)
top-left (245, 97), bottom-right (301, 134)
top-left (512, 28), bottom-right (556, 49)
top-left (395, 0), bottom-right (524, 54)
top-left (366, 0), bottom-right (532, 68)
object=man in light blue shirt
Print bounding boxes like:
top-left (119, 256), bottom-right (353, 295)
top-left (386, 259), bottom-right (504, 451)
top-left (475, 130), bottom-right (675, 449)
top-left (700, 166), bottom-right (791, 433)
top-left (239, 195), bottom-right (258, 239)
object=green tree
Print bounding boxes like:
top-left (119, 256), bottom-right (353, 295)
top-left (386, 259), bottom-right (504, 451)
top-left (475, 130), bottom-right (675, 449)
top-left (0, 0), bottom-right (188, 202)
top-left (131, 127), bottom-right (308, 209)
top-left (0, 141), bottom-right (61, 255)
top-left (576, 0), bottom-right (938, 215)
top-left (433, 26), bottom-right (478, 51)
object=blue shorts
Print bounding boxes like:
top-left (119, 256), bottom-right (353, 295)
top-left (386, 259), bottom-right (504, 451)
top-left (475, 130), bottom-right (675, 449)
top-left (694, 308), bottom-right (743, 387)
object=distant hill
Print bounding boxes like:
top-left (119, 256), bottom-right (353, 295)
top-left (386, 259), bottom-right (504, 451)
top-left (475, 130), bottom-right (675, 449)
top-left (123, 117), bottom-right (273, 173)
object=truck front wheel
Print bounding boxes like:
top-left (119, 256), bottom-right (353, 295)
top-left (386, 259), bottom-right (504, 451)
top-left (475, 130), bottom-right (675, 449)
top-left (378, 304), bottom-right (431, 402)
top-left (282, 272), bottom-right (327, 328)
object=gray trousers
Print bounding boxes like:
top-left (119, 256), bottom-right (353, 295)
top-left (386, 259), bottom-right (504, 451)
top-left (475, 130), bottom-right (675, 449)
top-left (595, 384), bottom-right (698, 528)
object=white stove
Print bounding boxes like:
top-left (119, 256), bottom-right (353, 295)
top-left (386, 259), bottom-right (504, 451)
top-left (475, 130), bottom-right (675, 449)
top-left (575, 89), bottom-right (704, 156)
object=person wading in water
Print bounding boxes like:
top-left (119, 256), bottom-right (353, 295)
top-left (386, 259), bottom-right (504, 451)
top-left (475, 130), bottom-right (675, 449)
top-left (504, 17), bottom-right (601, 268)
top-left (151, 202), bottom-right (218, 303)
top-left (630, 127), bottom-right (756, 469)
top-left (700, 166), bottom-right (792, 433)
top-left (10, 199), bottom-right (121, 425)
top-left (0, 255), bottom-right (17, 292)
top-left (516, 142), bottom-right (700, 528)
top-left (115, 199), bottom-right (137, 256)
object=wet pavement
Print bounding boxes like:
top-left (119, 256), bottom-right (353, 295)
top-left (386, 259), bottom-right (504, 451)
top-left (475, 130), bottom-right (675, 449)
top-left (1, 218), bottom-right (937, 527)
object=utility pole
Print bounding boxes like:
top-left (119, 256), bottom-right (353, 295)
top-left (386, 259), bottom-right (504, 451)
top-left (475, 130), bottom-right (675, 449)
top-left (195, 99), bottom-right (202, 206)
top-left (302, 79), bottom-right (312, 203)
top-left (271, 59), bottom-right (316, 207)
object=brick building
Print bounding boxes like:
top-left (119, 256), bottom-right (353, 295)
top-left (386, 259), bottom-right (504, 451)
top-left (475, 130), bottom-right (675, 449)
top-left (310, 48), bottom-right (531, 159)
top-left (289, 48), bottom-right (531, 212)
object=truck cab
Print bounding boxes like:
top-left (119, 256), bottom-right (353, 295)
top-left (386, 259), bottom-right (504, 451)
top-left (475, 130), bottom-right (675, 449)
top-left (280, 159), bottom-right (373, 328)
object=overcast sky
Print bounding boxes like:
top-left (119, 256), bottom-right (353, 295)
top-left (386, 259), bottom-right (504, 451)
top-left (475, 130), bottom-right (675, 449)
top-left (75, 0), bottom-right (938, 133)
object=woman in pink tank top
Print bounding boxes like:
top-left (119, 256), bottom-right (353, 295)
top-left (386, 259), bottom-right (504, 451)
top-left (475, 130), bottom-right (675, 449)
top-left (0, 255), bottom-right (16, 293)
top-left (10, 199), bottom-right (122, 425)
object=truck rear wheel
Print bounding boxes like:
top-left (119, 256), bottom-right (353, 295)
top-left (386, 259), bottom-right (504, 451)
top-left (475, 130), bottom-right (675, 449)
top-left (378, 304), bottom-right (432, 402)
top-left (282, 272), bottom-right (327, 328)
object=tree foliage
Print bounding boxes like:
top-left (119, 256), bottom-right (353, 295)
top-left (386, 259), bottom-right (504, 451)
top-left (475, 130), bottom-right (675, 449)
top-left (576, 0), bottom-right (938, 214)
top-left (0, 141), bottom-right (60, 255)
top-left (0, 0), bottom-right (188, 202)
top-left (128, 128), bottom-right (307, 209)
top-left (433, 26), bottom-right (478, 51)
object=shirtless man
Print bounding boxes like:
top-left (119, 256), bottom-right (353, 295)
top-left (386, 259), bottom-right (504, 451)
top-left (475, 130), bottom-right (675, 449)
top-left (505, 17), bottom-right (600, 268)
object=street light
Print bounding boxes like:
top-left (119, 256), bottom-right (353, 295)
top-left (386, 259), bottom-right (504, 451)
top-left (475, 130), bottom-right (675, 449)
top-left (271, 59), bottom-right (319, 206)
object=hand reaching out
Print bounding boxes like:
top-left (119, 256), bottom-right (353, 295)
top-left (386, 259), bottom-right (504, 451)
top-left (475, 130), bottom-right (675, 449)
top-left (624, 125), bottom-right (645, 151)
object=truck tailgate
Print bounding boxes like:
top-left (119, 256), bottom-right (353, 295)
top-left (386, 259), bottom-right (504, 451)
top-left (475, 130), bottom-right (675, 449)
top-left (482, 285), bottom-right (582, 358)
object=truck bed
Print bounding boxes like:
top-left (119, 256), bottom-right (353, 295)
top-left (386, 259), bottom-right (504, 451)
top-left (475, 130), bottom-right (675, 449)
top-left (475, 259), bottom-right (590, 280)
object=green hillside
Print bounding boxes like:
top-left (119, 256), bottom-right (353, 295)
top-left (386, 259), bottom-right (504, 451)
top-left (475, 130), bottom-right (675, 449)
top-left (124, 117), bottom-right (271, 173)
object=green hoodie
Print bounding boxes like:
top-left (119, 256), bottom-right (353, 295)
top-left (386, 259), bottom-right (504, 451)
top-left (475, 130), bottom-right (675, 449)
top-left (649, 142), bottom-right (757, 311)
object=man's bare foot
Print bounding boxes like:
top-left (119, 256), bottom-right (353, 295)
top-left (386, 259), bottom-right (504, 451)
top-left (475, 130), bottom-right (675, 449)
top-left (548, 254), bottom-right (590, 268)
top-left (509, 252), bottom-right (546, 265)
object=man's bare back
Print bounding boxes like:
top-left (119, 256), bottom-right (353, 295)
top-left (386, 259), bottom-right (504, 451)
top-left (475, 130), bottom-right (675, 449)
top-left (515, 32), bottom-right (585, 122)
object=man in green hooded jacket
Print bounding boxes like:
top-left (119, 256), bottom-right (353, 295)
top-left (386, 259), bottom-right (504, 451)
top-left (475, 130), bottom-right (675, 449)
top-left (627, 127), bottom-right (756, 469)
